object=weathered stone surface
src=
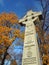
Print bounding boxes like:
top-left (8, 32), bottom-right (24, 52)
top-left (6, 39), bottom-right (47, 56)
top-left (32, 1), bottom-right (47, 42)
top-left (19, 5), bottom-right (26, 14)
top-left (19, 10), bottom-right (42, 65)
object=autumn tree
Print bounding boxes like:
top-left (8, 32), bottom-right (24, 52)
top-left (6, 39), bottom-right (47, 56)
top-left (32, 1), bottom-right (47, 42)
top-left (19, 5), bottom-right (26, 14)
top-left (10, 60), bottom-right (17, 65)
top-left (35, 0), bottom-right (49, 65)
top-left (0, 13), bottom-right (24, 65)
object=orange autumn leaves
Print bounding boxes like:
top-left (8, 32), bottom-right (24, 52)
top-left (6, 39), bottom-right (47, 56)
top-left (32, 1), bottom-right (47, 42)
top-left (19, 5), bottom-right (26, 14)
top-left (0, 26), bottom-right (12, 34)
top-left (0, 13), bottom-right (18, 25)
top-left (35, 22), bottom-right (49, 65)
top-left (0, 13), bottom-right (21, 55)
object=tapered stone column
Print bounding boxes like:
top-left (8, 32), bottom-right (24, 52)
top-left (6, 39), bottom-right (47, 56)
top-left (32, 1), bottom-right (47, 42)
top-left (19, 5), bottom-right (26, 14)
top-left (19, 10), bottom-right (42, 65)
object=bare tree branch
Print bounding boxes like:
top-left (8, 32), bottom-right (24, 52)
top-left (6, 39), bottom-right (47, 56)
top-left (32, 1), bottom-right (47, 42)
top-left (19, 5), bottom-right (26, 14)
top-left (40, 0), bottom-right (48, 30)
top-left (45, 26), bottom-right (49, 31)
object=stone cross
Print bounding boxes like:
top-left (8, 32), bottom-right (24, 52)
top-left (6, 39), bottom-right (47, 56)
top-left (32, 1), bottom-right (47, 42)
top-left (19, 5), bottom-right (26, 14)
top-left (19, 10), bottom-right (42, 65)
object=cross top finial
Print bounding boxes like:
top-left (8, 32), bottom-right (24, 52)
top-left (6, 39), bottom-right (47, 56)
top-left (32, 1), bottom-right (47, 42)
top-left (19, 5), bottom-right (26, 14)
top-left (19, 10), bottom-right (42, 24)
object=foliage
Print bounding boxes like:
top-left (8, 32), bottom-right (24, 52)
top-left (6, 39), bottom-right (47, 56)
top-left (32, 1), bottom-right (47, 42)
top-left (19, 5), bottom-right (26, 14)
top-left (35, 0), bottom-right (49, 65)
top-left (10, 60), bottom-right (17, 65)
top-left (0, 13), bottom-right (24, 65)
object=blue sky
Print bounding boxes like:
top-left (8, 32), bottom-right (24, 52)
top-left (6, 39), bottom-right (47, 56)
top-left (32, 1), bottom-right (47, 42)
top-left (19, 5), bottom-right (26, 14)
top-left (0, 0), bottom-right (42, 19)
top-left (0, 0), bottom-right (42, 64)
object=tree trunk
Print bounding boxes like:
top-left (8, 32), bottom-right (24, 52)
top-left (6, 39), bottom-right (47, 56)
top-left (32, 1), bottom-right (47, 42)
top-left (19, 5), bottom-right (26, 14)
top-left (1, 47), bottom-right (9, 65)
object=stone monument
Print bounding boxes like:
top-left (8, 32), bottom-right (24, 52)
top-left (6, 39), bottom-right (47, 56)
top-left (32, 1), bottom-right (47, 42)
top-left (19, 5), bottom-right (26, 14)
top-left (19, 10), bottom-right (42, 65)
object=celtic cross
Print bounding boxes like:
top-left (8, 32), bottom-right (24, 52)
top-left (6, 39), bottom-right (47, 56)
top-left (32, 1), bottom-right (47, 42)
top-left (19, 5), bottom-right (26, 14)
top-left (19, 10), bottom-right (42, 65)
